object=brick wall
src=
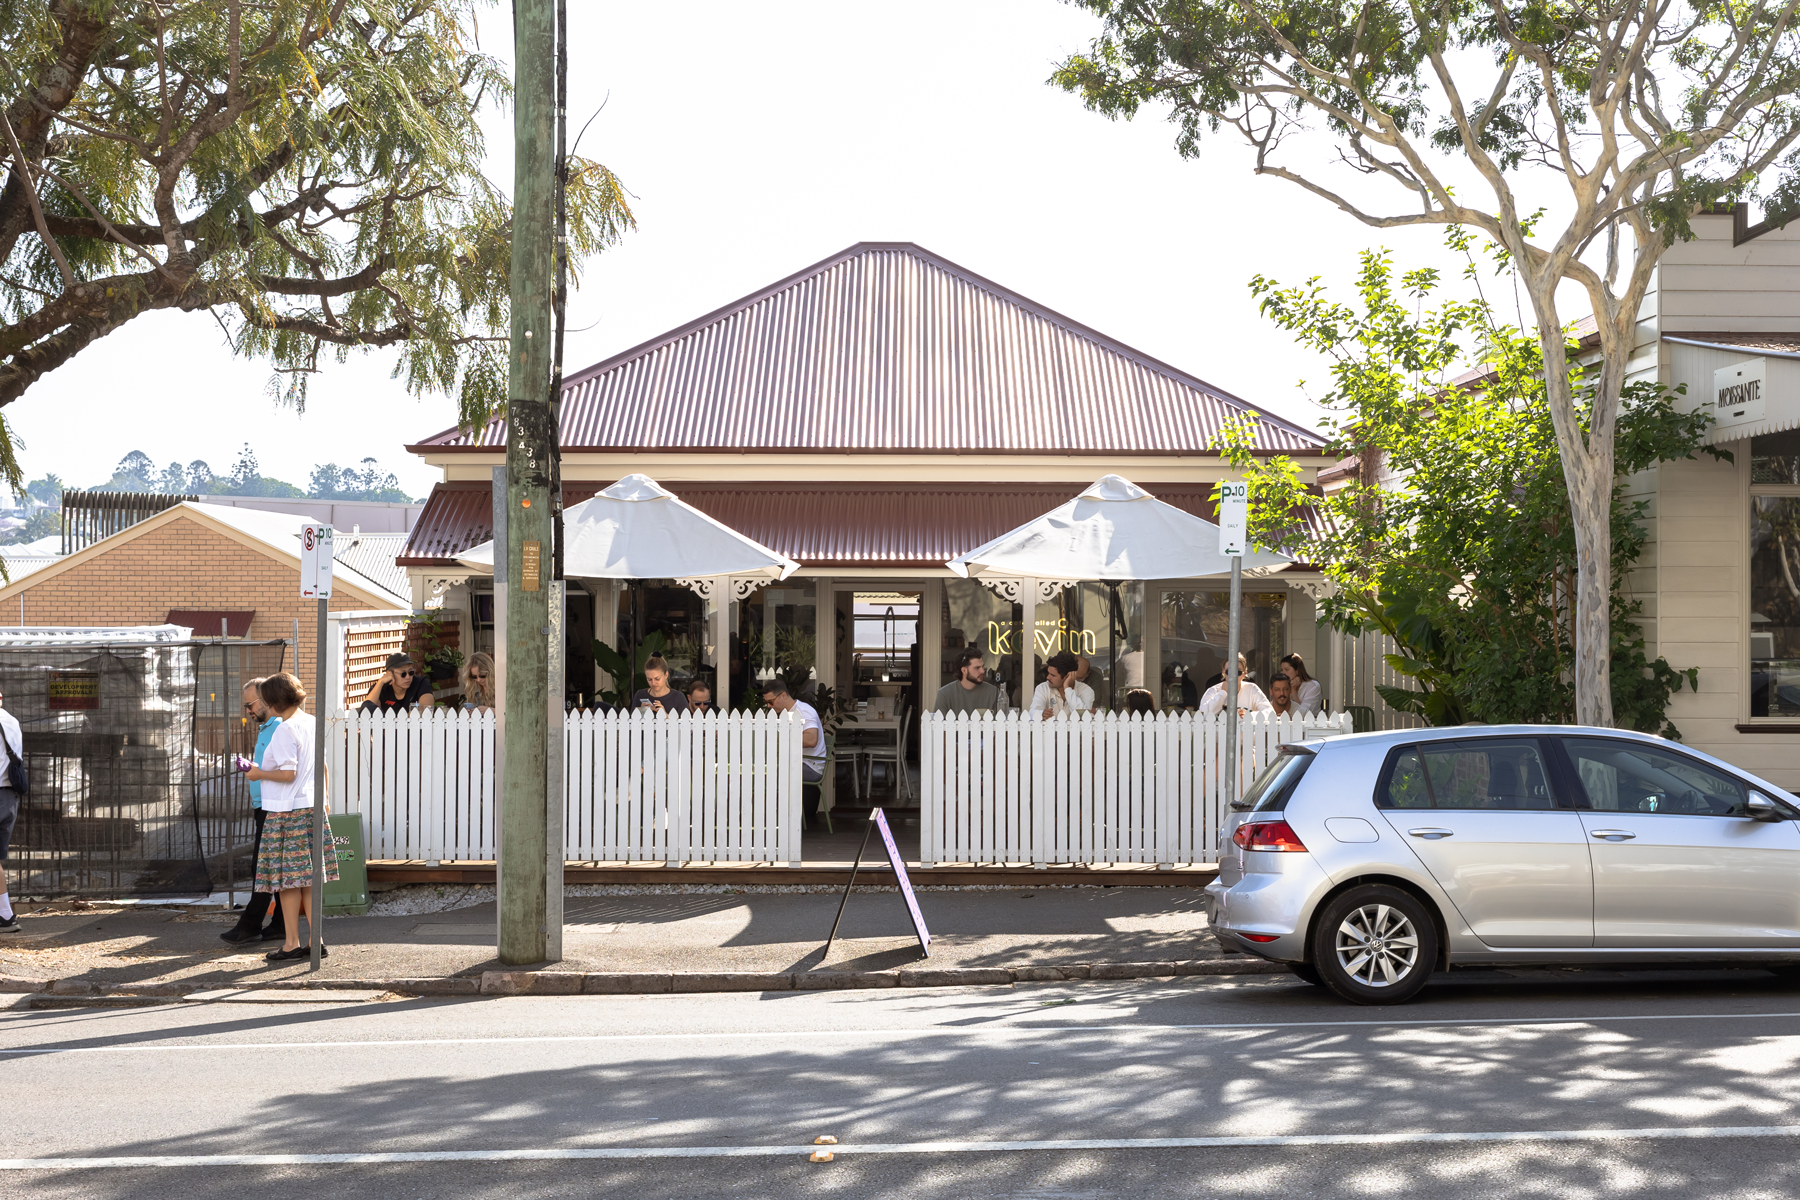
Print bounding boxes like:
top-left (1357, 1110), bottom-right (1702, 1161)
top-left (12, 514), bottom-right (396, 687)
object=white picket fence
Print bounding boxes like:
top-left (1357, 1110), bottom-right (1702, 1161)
top-left (918, 710), bottom-right (1352, 868)
top-left (326, 708), bottom-right (804, 864)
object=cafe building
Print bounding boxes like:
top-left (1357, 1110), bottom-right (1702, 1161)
top-left (1630, 205), bottom-right (1800, 788)
top-left (396, 242), bottom-right (1337, 738)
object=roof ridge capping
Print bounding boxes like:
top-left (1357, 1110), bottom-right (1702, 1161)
top-left (410, 241), bottom-right (1325, 454)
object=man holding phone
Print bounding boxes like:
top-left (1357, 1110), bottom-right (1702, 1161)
top-left (359, 652), bottom-right (435, 713)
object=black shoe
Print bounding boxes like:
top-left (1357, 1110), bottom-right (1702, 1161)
top-left (220, 925), bottom-right (260, 945)
top-left (0, 914), bottom-right (19, 934)
top-left (264, 944), bottom-right (326, 962)
top-left (259, 924), bottom-right (287, 941)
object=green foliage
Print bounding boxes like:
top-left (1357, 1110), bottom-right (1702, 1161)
top-left (308, 458), bottom-right (414, 503)
top-left (810, 683), bottom-right (858, 736)
top-left (1220, 244), bottom-right (1720, 736)
top-left (0, 505), bottom-right (58, 545)
top-left (592, 631), bottom-right (667, 709)
top-left (0, 0), bottom-right (635, 486)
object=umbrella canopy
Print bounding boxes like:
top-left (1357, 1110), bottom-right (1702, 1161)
top-left (946, 474), bottom-right (1291, 581)
top-left (456, 474), bottom-right (800, 581)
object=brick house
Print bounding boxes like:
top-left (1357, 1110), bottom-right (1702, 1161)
top-left (0, 502), bottom-right (408, 684)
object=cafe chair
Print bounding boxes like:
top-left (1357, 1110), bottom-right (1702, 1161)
top-left (859, 699), bottom-right (912, 802)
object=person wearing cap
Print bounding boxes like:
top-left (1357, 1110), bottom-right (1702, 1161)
top-left (359, 652), bottom-right (435, 713)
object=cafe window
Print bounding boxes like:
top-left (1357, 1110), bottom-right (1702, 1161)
top-left (616, 580), bottom-right (720, 696)
top-left (1158, 589), bottom-right (1286, 711)
top-left (1751, 430), bottom-right (1800, 718)
top-left (943, 579), bottom-right (1026, 709)
top-left (1040, 582), bottom-right (1144, 711)
top-left (733, 580), bottom-right (817, 707)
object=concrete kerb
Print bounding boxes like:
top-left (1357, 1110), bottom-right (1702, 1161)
top-left (4, 959), bottom-right (1288, 1006)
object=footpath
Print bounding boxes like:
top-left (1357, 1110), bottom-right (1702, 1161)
top-left (0, 880), bottom-right (1284, 1008)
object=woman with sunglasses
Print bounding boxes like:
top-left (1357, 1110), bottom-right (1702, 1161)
top-left (460, 652), bottom-right (496, 712)
top-left (358, 652), bottom-right (435, 713)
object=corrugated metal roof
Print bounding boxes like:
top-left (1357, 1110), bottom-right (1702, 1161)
top-left (398, 480), bottom-right (1223, 569)
top-left (332, 532), bottom-right (412, 606)
top-left (410, 243), bottom-right (1324, 456)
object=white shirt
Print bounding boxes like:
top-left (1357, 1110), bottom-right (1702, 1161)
top-left (0, 707), bottom-right (20, 781)
top-left (1029, 682), bottom-right (1092, 719)
top-left (1200, 681), bottom-right (1273, 715)
top-left (1070, 680), bottom-right (1096, 709)
top-left (792, 700), bottom-right (825, 763)
top-left (258, 710), bottom-right (317, 812)
top-left (1291, 678), bottom-right (1323, 716)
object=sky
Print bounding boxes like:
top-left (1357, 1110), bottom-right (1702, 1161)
top-left (13, 1), bottom-right (1599, 500)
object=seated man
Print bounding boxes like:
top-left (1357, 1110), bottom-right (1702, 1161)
top-left (359, 653), bottom-right (434, 713)
top-left (1029, 652), bottom-right (1092, 720)
top-left (935, 648), bottom-right (1001, 715)
top-left (1268, 675), bottom-right (1294, 716)
top-left (761, 677), bottom-right (826, 825)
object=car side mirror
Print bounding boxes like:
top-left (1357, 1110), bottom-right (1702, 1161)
top-left (1748, 792), bottom-right (1783, 822)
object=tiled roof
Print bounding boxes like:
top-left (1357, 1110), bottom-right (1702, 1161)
top-left (409, 243), bottom-right (1324, 457)
top-left (398, 480), bottom-right (1226, 570)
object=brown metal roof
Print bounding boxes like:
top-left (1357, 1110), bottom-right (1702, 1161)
top-left (398, 480), bottom-right (1225, 570)
top-left (409, 243), bottom-right (1324, 457)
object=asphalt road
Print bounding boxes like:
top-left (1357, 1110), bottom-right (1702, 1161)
top-left (10, 966), bottom-right (1800, 1198)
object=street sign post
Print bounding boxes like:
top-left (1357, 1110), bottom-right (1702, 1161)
top-left (1218, 483), bottom-right (1248, 809)
top-left (299, 523), bottom-right (332, 973)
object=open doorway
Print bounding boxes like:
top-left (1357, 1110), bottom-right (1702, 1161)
top-left (832, 589), bottom-right (922, 813)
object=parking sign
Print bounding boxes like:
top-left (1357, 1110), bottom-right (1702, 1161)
top-left (1218, 481), bottom-right (1248, 557)
top-left (300, 523), bottom-right (334, 598)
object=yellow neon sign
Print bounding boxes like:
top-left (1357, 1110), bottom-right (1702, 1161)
top-left (987, 618), bottom-right (1097, 657)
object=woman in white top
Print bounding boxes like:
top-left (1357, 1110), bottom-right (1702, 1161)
top-left (1029, 652), bottom-right (1093, 720)
top-left (1199, 653), bottom-right (1273, 715)
top-left (242, 672), bottom-right (338, 962)
top-left (1279, 653), bottom-right (1324, 715)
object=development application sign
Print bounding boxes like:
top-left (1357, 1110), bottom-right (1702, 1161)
top-left (47, 670), bottom-right (100, 711)
top-left (1218, 480), bottom-right (1249, 557)
top-left (299, 524), bottom-right (334, 599)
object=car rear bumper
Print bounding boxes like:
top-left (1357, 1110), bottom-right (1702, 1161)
top-left (1205, 866), bottom-right (1324, 965)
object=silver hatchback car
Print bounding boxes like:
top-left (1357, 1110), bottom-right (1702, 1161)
top-left (1206, 724), bottom-right (1800, 1005)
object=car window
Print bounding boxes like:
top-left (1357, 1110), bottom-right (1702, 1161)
top-left (1378, 740), bottom-right (1557, 810)
top-left (1382, 748), bottom-right (1432, 809)
top-left (1562, 738), bottom-right (1747, 816)
top-left (1245, 749), bottom-right (1315, 812)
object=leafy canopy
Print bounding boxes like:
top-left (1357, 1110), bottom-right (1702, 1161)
top-left (1220, 241), bottom-right (1720, 735)
top-left (1, 0), bottom-right (633, 494)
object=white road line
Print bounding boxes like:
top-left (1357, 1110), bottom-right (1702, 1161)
top-left (5, 1008), bottom-right (1800, 1056)
top-left (9, 1125), bottom-right (1800, 1168)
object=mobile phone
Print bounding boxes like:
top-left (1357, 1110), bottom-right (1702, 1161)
top-left (639, 697), bottom-right (652, 708)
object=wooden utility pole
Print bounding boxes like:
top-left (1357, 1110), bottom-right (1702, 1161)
top-left (499, 0), bottom-right (556, 965)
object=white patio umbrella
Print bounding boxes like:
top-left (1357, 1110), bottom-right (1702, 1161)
top-left (455, 473), bottom-right (799, 582)
top-left (946, 473), bottom-right (1290, 580)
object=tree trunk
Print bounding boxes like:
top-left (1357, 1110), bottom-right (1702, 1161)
top-left (1523, 282), bottom-right (1617, 729)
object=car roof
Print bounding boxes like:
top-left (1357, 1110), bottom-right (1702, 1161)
top-left (1301, 723), bottom-right (1798, 803)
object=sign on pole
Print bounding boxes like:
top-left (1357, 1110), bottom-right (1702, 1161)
top-left (300, 524), bottom-right (335, 598)
top-left (1219, 480), bottom-right (1248, 557)
top-left (298, 522), bottom-right (332, 973)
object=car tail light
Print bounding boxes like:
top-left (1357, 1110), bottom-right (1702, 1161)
top-left (1239, 932), bottom-right (1281, 943)
top-left (1233, 820), bottom-right (1308, 852)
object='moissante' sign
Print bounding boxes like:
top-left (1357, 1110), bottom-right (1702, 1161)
top-left (1713, 358), bottom-right (1768, 433)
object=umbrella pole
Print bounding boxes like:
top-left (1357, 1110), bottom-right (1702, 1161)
top-left (1225, 555), bottom-right (1241, 809)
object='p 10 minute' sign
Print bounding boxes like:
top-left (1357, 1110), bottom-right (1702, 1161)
top-left (1712, 357), bottom-right (1767, 432)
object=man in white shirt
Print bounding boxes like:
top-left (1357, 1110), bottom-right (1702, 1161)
top-left (1030, 652), bottom-right (1092, 720)
top-left (761, 678), bottom-right (827, 825)
top-left (1200, 653), bottom-right (1272, 715)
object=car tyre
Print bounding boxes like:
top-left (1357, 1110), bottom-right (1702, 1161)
top-left (1288, 962), bottom-right (1324, 987)
top-left (1310, 884), bottom-right (1439, 1006)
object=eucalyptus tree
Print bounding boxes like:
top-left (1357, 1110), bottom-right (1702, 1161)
top-left (1, 0), bottom-right (632, 490)
top-left (1054, 0), bottom-right (1800, 725)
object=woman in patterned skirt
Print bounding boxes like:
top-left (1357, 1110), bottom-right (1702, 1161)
top-left (244, 672), bottom-right (337, 962)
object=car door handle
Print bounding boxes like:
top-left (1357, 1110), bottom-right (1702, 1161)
top-left (1589, 829), bottom-right (1637, 841)
top-left (1407, 827), bottom-right (1455, 840)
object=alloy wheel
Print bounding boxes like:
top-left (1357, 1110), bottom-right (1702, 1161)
top-left (1333, 903), bottom-right (1420, 987)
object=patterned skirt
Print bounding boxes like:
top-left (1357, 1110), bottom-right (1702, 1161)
top-left (253, 809), bottom-right (340, 893)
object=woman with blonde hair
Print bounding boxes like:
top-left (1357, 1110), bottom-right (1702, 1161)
top-left (241, 671), bottom-right (337, 961)
top-left (460, 651), bottom-right (496, 711)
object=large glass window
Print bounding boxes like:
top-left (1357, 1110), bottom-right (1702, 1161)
top-left (1158, 590), bottom-right (1286, 711)
top-left (1039, 582), bottom-right (1144, 711)
top-left (1751, 430), bottom-right (1800, 718)
top-left (732, 580), bottom-right (817, 707)
top-left (942, 579), bottom-right (1026, 709)
top-left (616, 580), bottom-right (719, 696)
top-left (1562, 738), bottom-right (1747, 817)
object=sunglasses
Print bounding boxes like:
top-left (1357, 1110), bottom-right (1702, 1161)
top-left (243, 702), bottom-right (257, 711)
top-left (394, 670), bottom-right (415, 678)
top-left (469, 671), bottom-right (487, 680)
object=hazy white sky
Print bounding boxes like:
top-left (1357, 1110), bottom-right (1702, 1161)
top-left (16, 1), bottom-right (1578, 499)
